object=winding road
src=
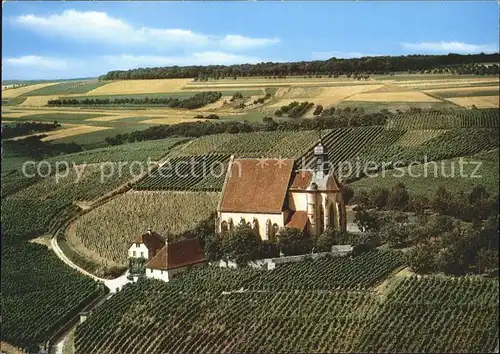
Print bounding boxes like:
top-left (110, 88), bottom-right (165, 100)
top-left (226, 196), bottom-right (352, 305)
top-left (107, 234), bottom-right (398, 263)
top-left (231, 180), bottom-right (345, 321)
top-left (49, 235), bottom-right (131, 354)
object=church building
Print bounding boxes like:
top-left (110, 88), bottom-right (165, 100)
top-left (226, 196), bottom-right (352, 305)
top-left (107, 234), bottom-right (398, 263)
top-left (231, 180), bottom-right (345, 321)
top-left (217, 141), bottom-right (346, 240)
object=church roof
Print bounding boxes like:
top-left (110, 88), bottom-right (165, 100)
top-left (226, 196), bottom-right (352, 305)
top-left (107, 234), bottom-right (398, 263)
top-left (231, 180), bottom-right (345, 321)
top-left (285, 211), bottom-right (309, 231)
top-left (146, 238), bottom-right (205, 271)
top-left (220, 158), bottom-right (294, 214)
top-left (134, 231), bottom-right (165, 252)
top-left (290, 170), bottom-right (313, 190)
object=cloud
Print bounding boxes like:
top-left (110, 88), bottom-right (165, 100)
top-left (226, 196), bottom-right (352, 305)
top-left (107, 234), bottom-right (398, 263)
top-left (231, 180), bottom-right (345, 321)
top-left (401, 41), bottom-right (498, 54)
top-left (12, 10), bottom-right (279, 50)
top-left (3, 52), bottom-right (268, 79)
top-left (311, 51), bottom-right (380, 60)
top-left (4, 55), bottom-right (71, 70)
top-left (221, 35), bottom-right (280, 50)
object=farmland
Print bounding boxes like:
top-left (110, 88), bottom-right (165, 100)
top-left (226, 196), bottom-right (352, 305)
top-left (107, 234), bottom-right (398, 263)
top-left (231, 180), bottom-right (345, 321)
top-left (23, 81), bottom-right (108, 96)
top-left (74, 264), bottom-right (498, 353)
top-left (350, 149), bottom-right (500, 198)
top-left (2, 243), bottom-right (103, 352)
top-left (73, 191), bottom-right (220, 264)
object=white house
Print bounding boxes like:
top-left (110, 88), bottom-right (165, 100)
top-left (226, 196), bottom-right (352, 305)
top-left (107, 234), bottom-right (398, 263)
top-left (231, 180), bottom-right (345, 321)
top-left (129, 230), bottom-right (205, 282)
top-left (216, 141), bottom-right (346, 240)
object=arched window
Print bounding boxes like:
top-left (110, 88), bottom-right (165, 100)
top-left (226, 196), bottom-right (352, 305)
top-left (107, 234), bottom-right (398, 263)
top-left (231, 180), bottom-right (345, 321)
top-left (228, 218), bottom-right (234, 231)
top-left (271, 223), bottom-right (279, 242)
top-left (337, 202), bottom-right (344, 231)
top-left (319, 205), bottom-right (325, 233)
top-left (221, 221), bottom-right (228, 233)
top-left (266, 219), bottom-right (273, 240)
top-left (240, 217), bottom-right (246, 226)
top-left (252, 218), bottom-right (260, 236)
top-left (329, 203), bottom-right (336, 229)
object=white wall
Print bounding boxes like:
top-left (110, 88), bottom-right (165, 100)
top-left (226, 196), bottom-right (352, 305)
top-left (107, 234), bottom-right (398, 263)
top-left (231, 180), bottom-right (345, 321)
top-left (146, 268), bottom-right (170, 282)
top-left (219, 212), bottom-right (284, 241)
top-left (128, 243), bottom-right (149, 259)
top-left (288, 192), bottom-right (308, 211)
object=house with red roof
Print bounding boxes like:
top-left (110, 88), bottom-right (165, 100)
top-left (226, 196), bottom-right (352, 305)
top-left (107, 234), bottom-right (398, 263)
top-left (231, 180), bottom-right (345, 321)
top-left (128, 229), bottom-right (205, 282)
top-left (217, 141), bottom-right (346, 240)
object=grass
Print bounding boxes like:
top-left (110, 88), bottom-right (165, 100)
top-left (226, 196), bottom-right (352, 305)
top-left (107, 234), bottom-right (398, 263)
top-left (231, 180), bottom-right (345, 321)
top-left (349, 149), bottom-right (499, 198)
top-left (335, 100), bottom-right (457, 112)
top-left (23, 81), bottom-right (108, 96)
top-left (433, 89), bottom-right (500, 98)
top-left (2, 97), bottom-right (27, 106)
top-left (2, 113), bottom-right (109, 123)
top-left (64, 89), bottom-right (265, 101)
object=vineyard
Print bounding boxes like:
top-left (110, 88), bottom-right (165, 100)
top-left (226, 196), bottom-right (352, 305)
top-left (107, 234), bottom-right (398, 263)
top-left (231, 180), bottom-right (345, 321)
top-left (386, 108), bottom-right (499, 129)
top-left (47, 137), bottom-right (188, 165)
top-left (244, 250), bottom-right (404, 291)
top-left (1, 243), bottom-right (102, 351)
top-left (73, 191), bottom-right (219, 264)
top-left (354, 276), bottom-right (499, 353)
top-left (74, 263), bottom-right (498, 353)
top-left (2, 164), bottom-right (140, 242)
top-left (350, 149), bottom-right (500, 198)
top-left (134, 154), bottom-right (230, 191)
top-left (176, 130), bottom-right (323, 159)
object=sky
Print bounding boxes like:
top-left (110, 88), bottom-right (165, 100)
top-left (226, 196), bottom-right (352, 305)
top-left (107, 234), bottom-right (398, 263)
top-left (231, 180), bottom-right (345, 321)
top-left (2, 1), bottom-right (499, 80)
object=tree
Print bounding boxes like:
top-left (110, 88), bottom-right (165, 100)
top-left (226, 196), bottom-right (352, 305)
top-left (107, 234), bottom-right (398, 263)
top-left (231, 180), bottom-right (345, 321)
top-left (354, 208), bottom-right (382, 232)
top-left (408, 194), bottom-right (429, 216)
top-left (313, 105), bottom-right (324, 116)
top-left (369, 187), bottom-right (389, 210)
top-left (221, 222), bottom-right (261, 266)
top-left (387, 183), bottom-right (410, 211)
top-left (340, 185), bottom-right (354, 205)
top-left (203, 232), bottom-right (223, 262)
top-left (379, 222), bottom-right (411, 248)
top-left (353, 189), bottom-right (371, 208)
top-left (277, 227), bottom-right (312, 256)
top-left (406, 241), bottom-right (438, 274)
top-left (315, 227), bottom-right (336, 252)
top-left (432, 186), bottom-right (453, 214)
top-left (476, 248), bottom-right (499, 274)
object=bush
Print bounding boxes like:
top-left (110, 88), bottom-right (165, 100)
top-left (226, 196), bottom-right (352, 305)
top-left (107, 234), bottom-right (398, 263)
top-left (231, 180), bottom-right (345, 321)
top-left (313, 105), bottom-right (324, 116)
top-left (205, 114), bottom-right (220, 120)
top-left (277, 228), bottom-right (312, 256)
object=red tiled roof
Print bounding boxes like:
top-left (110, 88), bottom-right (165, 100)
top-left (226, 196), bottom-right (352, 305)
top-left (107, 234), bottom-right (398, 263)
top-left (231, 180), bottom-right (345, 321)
top-left (290, 170), bottom-right (313, 190)
top-left (285, 211), bottom-right (309, 231)
top-left (146, 238), bottom-right (205, 271)
top-left (134, 231), bottom-right (165, 256)
top-left (220, 159), bottom-right (294, 214)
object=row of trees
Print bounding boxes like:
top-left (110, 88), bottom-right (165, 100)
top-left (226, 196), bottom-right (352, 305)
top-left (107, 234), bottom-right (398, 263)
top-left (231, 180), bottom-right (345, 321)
top-left (417, 63), bottom-right (499, 76)
top-left (1, 121), bottom-right (61, 139)
top-left (99, 53), bottom-right (499, 80)
top-left (47, 92), bottom-right (222, 110)
top-left (104, 105), bottom-right (391, 145)
top-left (274, 101), bottom-right (314, 118)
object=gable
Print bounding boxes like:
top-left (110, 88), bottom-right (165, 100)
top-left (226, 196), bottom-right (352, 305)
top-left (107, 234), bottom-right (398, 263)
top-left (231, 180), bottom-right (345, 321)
top-left (220, 159), bottom-right (294, 214)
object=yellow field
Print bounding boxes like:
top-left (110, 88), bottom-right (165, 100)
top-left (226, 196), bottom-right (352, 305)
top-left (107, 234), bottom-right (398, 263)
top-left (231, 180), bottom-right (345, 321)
top-left (85, 79), bottom-right (192, 95)
top-left (184, 80), bottom-right (372, 90)
top-left (2, 83), bottom-right (59, 98)
top-left (138, 117), bottom-right (206, 125)
top-left (447, 95), bottom-right (500, 108)
top-left (19, 95), bottom-right (61, 107)
top-left (345, 91), bottom-right (440, 102)
top-left (197, 96), bottom-right (232, 111)
top-left (271, 84), bottom-right (383, 108)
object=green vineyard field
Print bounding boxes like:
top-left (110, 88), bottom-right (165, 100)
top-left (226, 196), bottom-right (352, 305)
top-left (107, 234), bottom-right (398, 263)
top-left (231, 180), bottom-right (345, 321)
top-left (74, 260), bottom-right (498, 353)
top-left (387, 108), bottom-right (499, 130)
top-left (1, 243), bottom-right (102, 351)
top-left (134, 154), bottom-right (231, 191)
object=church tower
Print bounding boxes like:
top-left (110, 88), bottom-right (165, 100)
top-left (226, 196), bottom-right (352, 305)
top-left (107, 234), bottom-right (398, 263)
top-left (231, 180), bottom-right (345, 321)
top-left (313, 140), bottom-right (329, 179)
